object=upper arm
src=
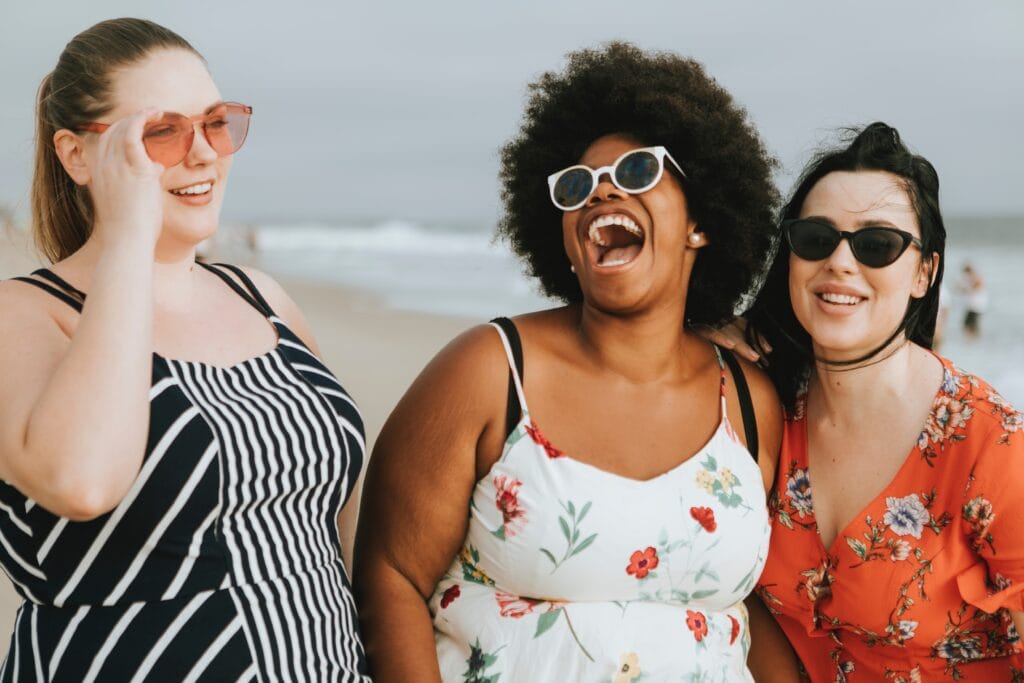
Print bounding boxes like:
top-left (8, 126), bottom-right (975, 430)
top-left (726, 353), bottom-right (783, 493)
top-left (0, 283), bottom-right (71, 483)
top-left (237, 267), bottom-right (322, 356)
top-left (354, 324), bottom-right (508, 599)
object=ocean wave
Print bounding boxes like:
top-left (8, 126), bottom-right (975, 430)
top-left (255, 220), bottom-right (502, 255)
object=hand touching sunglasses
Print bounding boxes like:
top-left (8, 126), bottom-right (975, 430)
top-left (79, 101), bottom-right (252, 167)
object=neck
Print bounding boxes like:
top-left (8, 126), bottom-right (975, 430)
top-left (64, 234), bottom-right (200, 311)
top-left (574, 298), bottom-right (702, 383)
top-left (808, 338), bottom-right (920, 421)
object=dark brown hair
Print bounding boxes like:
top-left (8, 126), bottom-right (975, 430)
top-left (32, 18), bottom-right (200, 262)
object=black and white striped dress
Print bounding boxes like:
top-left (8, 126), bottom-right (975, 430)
top-left (1, 264), bottom-right (369, 681)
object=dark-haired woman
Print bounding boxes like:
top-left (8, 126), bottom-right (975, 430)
top-left (355, 43), bottom-right (794, 681)
top-left (745, 123), bottom-right (1024, 680)
top-left (0, 19), bottom-right (368, 680)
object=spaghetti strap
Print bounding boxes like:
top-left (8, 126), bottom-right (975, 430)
top-left (31, 268), bottom-right (87, 299)
top-left (213, 263), bottom-right (276, 316)
top-left (10, 276), bottom-right (84, 312)
top-left (199, 262), bottom-right (270, 317)
top-left (489, 320), bottom-right (529, 415)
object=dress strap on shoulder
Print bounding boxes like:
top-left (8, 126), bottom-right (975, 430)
top-left (489, 318), bottom-right (529, 426)
top-left (10, 269), bottom-right (85, 312)
top-left (32, 268), bottom-right (87, 299)
top-left (199, 262), bottom-right (274, 317)
top-left (718, 346), bottom-right (759, 462)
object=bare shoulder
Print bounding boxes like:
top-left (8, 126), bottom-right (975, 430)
top-left (0, 278), bottom-right (70, 339)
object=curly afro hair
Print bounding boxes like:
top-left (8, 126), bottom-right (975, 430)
top-left (498, 42), bottom-right (780, 327)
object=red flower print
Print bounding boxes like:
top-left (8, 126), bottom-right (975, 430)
top-left (525, 422), bottom-right (565, 459)
top-left (728, 614), bottom-right (740, 645)
top-left (626, 547), bottom-right (659, 579)
top-left (495, 591), bottom-right (546, 618)
top-left (493, 474), bottom-right (526, 537)
top-left (440, 585), bottom-right (461, 609)
top-left (690, 506), bottom-right (717, 533)
top-left (686, 610), bottom-right (709, 641)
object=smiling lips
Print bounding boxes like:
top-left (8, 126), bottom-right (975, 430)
top-left (816, 290), bottom-right (866, 310)
top-left (170, 181), bottom-right (212, 196)
top-left (586, 213), bottom-right (645, 268)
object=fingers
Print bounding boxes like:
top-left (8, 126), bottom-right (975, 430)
top-left (94, 108), bottom-right (163, 173)
top-left (693, 320), bottom-right (763, 363)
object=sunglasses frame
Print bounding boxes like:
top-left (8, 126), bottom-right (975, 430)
top-left (78, 101), bottom-right (253, 167)
top-left (547, 145), bottom-right (687, 211)
top-left (782, 218), bottom-right (923, 269)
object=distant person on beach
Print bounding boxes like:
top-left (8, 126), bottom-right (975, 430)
top-left (739, 123), bottom-right (1024, 679)
top-left (958, 262), bottom-right (987, 339)
top-left (355, 43), bottom-right (796, 681)
top-left (0, 18), bottom-right (368, 680)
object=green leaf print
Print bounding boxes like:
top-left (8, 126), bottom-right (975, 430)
top-left (540, 499), bottom-right (599, 573)
top-left (463, 638), bottom-right (501, 683)
top-left (846, 537), bottom-right (868, 560)
top-left (532, 607), bottom-right (595, 662)
top-left (506, 426), bottom-right (527, 448)
top-left (691, 589), bottom-right (720, 600)
top-left (534, 609), bottom-right (560, 637)
top-left (702, 454), bottom-right (718, 471)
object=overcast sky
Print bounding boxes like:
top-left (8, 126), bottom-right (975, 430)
top-left (2, 1), bottom-right (1022, 227)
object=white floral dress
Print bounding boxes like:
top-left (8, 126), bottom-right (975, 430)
top-left (431, 322), bottom-right (771, 682)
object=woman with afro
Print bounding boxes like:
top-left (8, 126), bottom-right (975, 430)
top-left (356, 42), bottom-right (797, 681)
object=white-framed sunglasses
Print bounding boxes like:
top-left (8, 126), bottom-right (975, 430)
top-left (547, 145), bottom-right (687, 211)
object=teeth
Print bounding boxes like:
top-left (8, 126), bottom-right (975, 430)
top-left (598, 258), bottom-right (631, 268)
top-left (587, 213), bottom-right (642, 245)
top-left (172, 182), bottom-right (212, 196)
top-left (820, 292), bottom-right (861, 305)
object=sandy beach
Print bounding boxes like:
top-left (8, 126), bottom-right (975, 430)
top-left (0, 224), bottom-right (473, 659)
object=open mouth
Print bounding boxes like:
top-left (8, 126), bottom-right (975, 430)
top-left (586, 213), bottom-right (645, 268)
top-left (170, 181), bottom-right (213, 197)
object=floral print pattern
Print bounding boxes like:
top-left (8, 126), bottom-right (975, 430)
top-left (491, 474), bottom-right (526, 540)
top-left (757, 357), bottom-right (1024, 680)
top-left (433, 337), bottom-right (768, 681)
top-left (626, 547), bottom-right (659, 579)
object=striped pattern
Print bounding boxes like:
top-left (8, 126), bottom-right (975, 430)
top-left (0, 267), bottom-right (369, 681)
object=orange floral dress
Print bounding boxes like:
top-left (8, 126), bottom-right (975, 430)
top-left (756, 356), bottom-right (1024, 681)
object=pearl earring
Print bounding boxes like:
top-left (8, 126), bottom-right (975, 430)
top-left (570, 264), bottom-right (576, 273)
top-left (689, 233), bottom-right (701, 244)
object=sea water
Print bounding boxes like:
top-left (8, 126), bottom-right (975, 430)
top-left (248, 215), bottom-right (1024, 404)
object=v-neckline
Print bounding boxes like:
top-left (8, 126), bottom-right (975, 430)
top-left (798, 354), bottom-right (952, 557)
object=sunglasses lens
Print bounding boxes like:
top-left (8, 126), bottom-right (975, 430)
top-left (852, 229), bottom-right (907, 267)
top-left (614, 150), bottom-right (660, 190)
top-left (142, 113), bottom-right (192, 166)
top-left (205, 103), bottom-right (251, 156)
top-left (553, 168), bottom-right (595, 209)
top-left (787, 221), bottom-right (839, 260)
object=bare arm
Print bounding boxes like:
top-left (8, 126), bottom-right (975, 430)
top-left (0, 110), bottom-right (163, 520)
top-left (353, 326), bottom-right (506, 682)
top-left (745, 594), bottom-right (801, 682)
top-left (1013, 611), bottom-right (1024, 638)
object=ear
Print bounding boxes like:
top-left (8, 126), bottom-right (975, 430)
top-left (912, 251), bottom-right (940, 298)
top-left (686, 223), bottom-right (708, 250)
top-left (53, 129), bottom-right (92, 186)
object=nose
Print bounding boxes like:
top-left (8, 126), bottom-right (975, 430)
top-left (184, 122), bottom-right (218, 165)
top-left (824, 235), bottom-right (859, 274)
top-left (586, 171), bottom-right (624, 206)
